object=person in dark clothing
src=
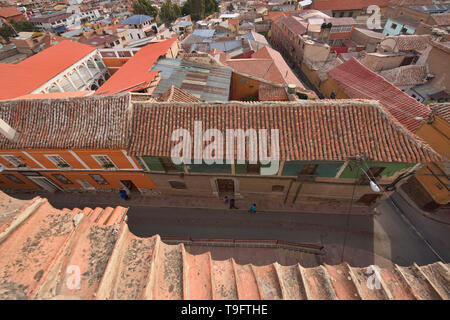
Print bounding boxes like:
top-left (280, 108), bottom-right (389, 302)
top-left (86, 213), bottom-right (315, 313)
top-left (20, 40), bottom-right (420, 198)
top-left (229, 198), bottom-right (238, 209)
top-left (119, 189), bottom-right (129, 200)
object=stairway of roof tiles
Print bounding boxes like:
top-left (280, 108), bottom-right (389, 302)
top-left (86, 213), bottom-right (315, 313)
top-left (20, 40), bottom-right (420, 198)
top-left (0, 196), bottom-right (449, 300)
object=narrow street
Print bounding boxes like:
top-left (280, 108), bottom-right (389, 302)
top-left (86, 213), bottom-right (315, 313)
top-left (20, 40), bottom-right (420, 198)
top-left (8, 190), bottom-right (449, 268)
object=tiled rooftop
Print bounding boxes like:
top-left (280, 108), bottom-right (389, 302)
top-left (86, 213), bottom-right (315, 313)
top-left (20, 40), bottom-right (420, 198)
top-left (157, 85), bottom-right (202, 102)
top-left (129, 99), bottom-right (439, 163)
top-left (383, 35), bottom-right (432, 52)
top-left (0, 94), bottom-right (131, 150)
top-left (430, 103), bottom-right (450, 124)
top-left (379, 65), bottom-right (428, 87)
top-left (0, 192), bottom-right (448, 300)
top-left (328, 58), bottom-right (431, 132)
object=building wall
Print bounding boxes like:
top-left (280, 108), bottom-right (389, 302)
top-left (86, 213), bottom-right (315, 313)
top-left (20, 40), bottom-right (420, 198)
top-left (426, 45), bottom-right (450, 92)
top-left (383, 19), bottom-right (415, 36)
top-left (413, 115), bottom-right (450, 207)
top-left (0, 149), bottom-right (157, 191)
top-left (229, 72), bottom-right (260, 101)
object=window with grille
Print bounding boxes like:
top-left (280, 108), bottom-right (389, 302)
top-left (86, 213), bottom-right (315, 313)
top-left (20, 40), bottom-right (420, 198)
top-left (90, 174), bottom-right (109, 185)
top-left (52, 174), bottom-right (73, 184)
top-left (2, 155), bottom-right (26, 168)
top-left (92, 155), bottom-right (116, 169)
top-left (4, 174), bottom-right (24, 184)
top-left (46, 155), bottom-right (71, 168)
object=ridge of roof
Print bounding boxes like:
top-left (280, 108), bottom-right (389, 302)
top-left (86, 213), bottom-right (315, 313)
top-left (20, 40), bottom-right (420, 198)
top-left (0, 192), bottom-right (448, 300)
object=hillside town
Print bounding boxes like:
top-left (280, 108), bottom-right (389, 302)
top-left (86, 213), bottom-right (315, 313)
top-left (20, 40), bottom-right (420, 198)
top-left (0, 0), bottom-right (449, 302)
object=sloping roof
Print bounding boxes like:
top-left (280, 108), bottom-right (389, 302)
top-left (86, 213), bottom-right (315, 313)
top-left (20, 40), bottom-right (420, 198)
top-left (258, 85), bottom-right (288, 101)
top-left (328, 58), bottom-right (431, 132)
top-left (96, 37), bottom-right (178, 95)
top-left (313, 0), bottom-right (389, 10)
top-left (390, 15), bottom-right (421, 28)
top-left (192, 29), bottom-right (215, 38)
top-left (430, 103), bottom-right (450, 124)
top-left (0, 94), bottom-right (130, 150)
top-left (0, 6), bottom-right (23, 18)
top-left (0, 40), bottom-right (97, 100)
top-left (118, 14), bottom-right (152, 25)
top-left (1, 192), bottom-right (448, 300)
top-left (157, 85), bottom-right (202, 102)
top-left (431, 13), bottom-right (450, 26)
top-left (129, 100), bottom-right (439, 163)
top-left (379, 65), bottom-right (428, 87)
top-left (81, 34), bottom-right (119, 46)
top-left (389, 0), bottom-right (432, 5)
top-left (151, 58), bottom-right (232, 102)
top-left (243, 31), bottom-right (269, 45)
top-left (275, 15), bottom-right (307, 36)
top-left (12, 91), bottom-right (93, 100)
top-left (384, 35), bottom-right (432, 52)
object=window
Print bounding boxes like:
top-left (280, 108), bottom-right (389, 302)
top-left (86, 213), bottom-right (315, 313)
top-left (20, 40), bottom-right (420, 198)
top-left (272, 185), bottom-right (284, 192)
top-left (391, 23), bottom-right (398, 29)
top-left (330, 90), bottom-right (336, 99)
top-left (52, 174), bottom-right (73, 184)
top-left (169, 181), bottom-right (187, 189)
top-left (46, 155), bottom-right (71, 168)
top-left (2, 155), bottom-right (26, 168)
top-left (4, 174), bottom-right (24, 184)
top-left (90, 174), bottom-right (109, 185)
top-left (339, 12), bottom-right (345, 17)
top-left (246, 163), bottom-right (260, 175)
top-left (121, 36), bottom-right (126, 41)
top-left (300, 164), bottom-right (318, 176)
top-left (92, 155), bottom-right (116, 169)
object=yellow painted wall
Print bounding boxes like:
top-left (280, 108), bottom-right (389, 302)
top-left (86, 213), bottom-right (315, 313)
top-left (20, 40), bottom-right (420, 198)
top-left (230, 73), bottom-right (260, 101)
top-left (414, 115), bottom-right (450, 205)
top-left (0, 173), bottom-right (39, 189)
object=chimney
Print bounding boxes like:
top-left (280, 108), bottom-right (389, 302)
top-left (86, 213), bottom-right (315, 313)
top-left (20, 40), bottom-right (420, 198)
top-left (0, 119), bottom-right (19, 142)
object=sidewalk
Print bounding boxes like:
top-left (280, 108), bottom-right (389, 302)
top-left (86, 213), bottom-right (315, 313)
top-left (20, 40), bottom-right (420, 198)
top-left (395, 188), bottom-right (450, 225)
top-left (5, 189), bottom-right (374, 216)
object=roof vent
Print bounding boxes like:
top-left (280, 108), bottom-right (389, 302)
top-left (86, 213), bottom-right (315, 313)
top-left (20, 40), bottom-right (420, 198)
top-left (288, 84), bottom-right (296, 94)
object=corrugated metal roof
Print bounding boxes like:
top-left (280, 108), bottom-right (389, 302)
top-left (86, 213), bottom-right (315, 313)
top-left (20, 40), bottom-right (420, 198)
top-left (151, 58), bottom-right (232, 101)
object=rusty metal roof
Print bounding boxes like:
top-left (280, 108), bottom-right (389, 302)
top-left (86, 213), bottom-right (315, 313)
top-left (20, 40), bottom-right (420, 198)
top-left (0, 192), bottom-right (448, 300)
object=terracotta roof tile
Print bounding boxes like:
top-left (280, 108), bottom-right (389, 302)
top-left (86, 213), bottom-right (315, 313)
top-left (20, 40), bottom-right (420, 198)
top-left (384, 35), bottom-right (432, 52)
top-left (258, 85), bottom-right (288, 101)
top-left (157, 85), bottom-right (202, 102)
top-left (0, 6), bottom-right (23, 18)
top-left (0, 40), bottom-right (97, 100)
top-left (431, 13), bottom-right (450, 26)
top-left (0, 94), bottom-right (130, 150)
top-left (379, 65), bottom-right (428, 87)
top-left (129, 100), bottom-right (439, 163)
top-left (0, 193), bottom-right (448, 300)
top-left (96, 37), bottom-right (178, 95)
top-left (275, 15), bottom-right (307, 36)
top-left (328, 58), bottom-right (431, 132)
top-left (430, 103), bottom-right (450, 123)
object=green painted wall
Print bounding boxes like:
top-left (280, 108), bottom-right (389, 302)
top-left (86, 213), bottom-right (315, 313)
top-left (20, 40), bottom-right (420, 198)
top-left (281, 161), bottom-right (345, 177)
top-left (339, 161), bottom-right (416, 179)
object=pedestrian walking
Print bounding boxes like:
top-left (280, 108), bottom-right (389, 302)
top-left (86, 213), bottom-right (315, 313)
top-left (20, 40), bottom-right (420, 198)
top-left (248, 203), bottom-right (256, 213)
top-left (119, 189), bottom-right (129, 200)
top-left (229, 198), bottom-right (238, 209)
top-left (223, 195), bottom-right (229, 204)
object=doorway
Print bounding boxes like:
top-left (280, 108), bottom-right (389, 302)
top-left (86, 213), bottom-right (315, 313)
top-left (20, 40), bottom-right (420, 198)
top-left (216, 178), bottom-right (235, 197)
top-left (28, 176), bottom-right (63, 192)
top-left (120, 180), bottom-right (139, 193)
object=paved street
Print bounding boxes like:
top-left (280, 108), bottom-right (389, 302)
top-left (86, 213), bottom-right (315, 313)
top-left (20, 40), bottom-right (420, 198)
top-left (7, 190), bottom-right (449, 268)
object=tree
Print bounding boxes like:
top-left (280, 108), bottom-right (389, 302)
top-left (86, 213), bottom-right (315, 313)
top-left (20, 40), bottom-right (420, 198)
top-left (0, 20), bottom-right (37, 42)
top-left (182, 0), bottom-right (218, 21)
top-left (160, 0), bottom-right (182, 23)
top-left (0, 24), bottom-right (15, 41)
top-left (227, 3), bottom-right (234, 12)
top-left (133, 0), bottom-right (158, 19)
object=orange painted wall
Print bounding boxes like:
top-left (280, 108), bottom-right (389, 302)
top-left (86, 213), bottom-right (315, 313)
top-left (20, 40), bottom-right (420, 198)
top-left (230, 73), bottom-right (260, 101)
top-left (0, 173), bottom-right (39, 189)
top-left (42, 171), bottom-right (157, 190)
